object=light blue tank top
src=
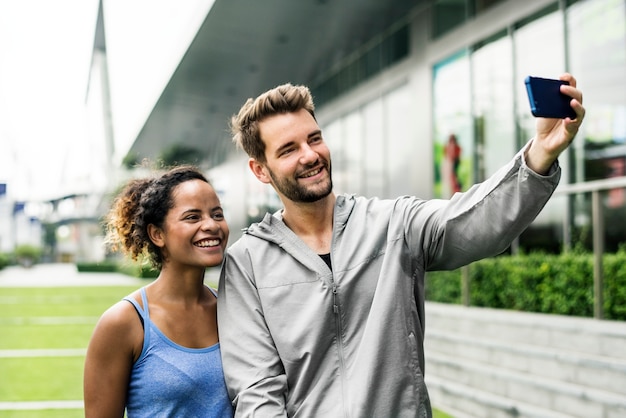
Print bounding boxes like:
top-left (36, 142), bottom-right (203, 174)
top-left (123, 287), bottom-right (233, 418)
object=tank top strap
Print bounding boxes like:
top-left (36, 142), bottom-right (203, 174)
top-left (207, 286), bottom-right (218, 298)
top-left (122, 287), bottom-right (150, 321)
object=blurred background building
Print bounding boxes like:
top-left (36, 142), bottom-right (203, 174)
top-left (2, 0), bottom-right (625, 262)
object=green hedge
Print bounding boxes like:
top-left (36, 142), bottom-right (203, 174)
top-left (75, 260), bottom-right (119, 272)
top-left (14, 244), bottom-right (42, 267)
top-left (425, 251), bottom-right (626, 320)
top-left (0, 252), bottom-right (10, 270)
top-left (76, 260), bottom-right (159, 279)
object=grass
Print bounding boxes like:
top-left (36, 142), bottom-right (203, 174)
top-left (0, 285), bottom-right (141, 414)
top-left (0, 287), bottom-right (131, 351)
top-left (0, 411), bottom-right (84, 418)
top-left (434, 409), bottom-right (455, 418)
top-left (0, 357), bottom-right (85, 401)
top-left (0, 286), bottom-right (140, 318)
top-left (0, 324), bottom-right (95, 350)
top-left (0, 283), bottom-right (455, 417)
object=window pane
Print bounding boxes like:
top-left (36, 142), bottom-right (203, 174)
top-left (433, 0), bottom-right (468, 39)
top-left (514, 10), bottom-right (565, 149)
top-left (323, 120), bottom-right (346, 194)
top-left (363, 98), bottom-right (385, 197)
top-left (433, 50), bottom-right (473, 198)
top-left (513, 9), bottom-right (566, 252)
top-left (471, 34), bottom-right (515, 180)
top-left (385, 85), bottom-right (413, 198)
top-left (568, 0), bottom-right (626, 181)
top-left (567, 0), bottom-right (626, 252)
top-left (343, 112), bottom-right (364, 193)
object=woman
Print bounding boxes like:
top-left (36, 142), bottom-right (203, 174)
top-left (84, 165), bottom-right (233, 417)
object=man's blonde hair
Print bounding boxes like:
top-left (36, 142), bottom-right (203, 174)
top-left (230, 83), bottom-right (316, 162)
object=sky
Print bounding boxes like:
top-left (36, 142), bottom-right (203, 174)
top-left (0, 0), bottom-right (214, 207)
top-left (0, 0), bottom-right (100, 202)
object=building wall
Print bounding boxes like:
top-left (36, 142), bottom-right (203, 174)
top-left (234, 0), bottom-right (626, 252)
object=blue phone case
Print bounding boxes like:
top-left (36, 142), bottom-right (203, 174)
top-left (524, 76), bottom-right (576, 119)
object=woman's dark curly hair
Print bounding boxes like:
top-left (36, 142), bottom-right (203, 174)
top-left (104, 165), bottom-right (209, 270)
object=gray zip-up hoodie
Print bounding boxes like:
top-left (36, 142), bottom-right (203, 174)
top-left (217, 146), bottom-right (561, 417)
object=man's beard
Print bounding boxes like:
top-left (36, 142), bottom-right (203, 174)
top-left (267, 161), bottom-right (333, 203)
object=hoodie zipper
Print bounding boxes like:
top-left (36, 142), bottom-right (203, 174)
top-left (331, 275), bottom-right (350, 418)
top-left (332, 281), bottom-right (339, 313)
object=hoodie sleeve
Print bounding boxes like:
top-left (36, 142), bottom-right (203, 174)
top-left (411, 140), bottom-right (561, 271)
top-left (217, 245), bottom-right (289, 417)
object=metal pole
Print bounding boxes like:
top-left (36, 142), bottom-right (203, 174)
top-left (591, 190), bottom-right (604, 319)
top-left (461, 264), bottom-right (470, 307)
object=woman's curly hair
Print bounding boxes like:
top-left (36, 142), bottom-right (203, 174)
top-left (104, 165), bottom-right (209, 270)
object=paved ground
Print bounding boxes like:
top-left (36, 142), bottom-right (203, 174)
top-left (0, 263), bottom-right (147, 287)
top-left (0, 400), bottom-right (84, 411)
top-left (0, 262), bottom-right (222, 288)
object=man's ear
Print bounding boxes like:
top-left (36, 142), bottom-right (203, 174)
top-left (147, 224), bottom-right (165, 248)
top-left (249, 158), bottom-right (271, 184)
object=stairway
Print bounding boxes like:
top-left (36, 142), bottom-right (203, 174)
top-left (424, 302), bottom-right (626, 418)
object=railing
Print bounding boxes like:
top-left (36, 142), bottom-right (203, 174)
top-left (459, 176), bottom-right (626, 319)
top-left (553, 176), bottom-right (626, 319)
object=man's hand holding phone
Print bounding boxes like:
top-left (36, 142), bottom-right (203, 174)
top-left (525, 76), bottom-right (577, 119)
top-left (524, 73), bottom-right (585, 175)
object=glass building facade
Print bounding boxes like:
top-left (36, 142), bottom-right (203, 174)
top-left (271, 0), bottom-right (626, 254)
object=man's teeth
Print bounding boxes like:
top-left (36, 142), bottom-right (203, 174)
top-left (196, 239), bottom-right (219, 247)
top-left (302, 168), bottom-right (321, 178)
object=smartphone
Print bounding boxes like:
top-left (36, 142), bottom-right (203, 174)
top-left (524, 76), bottom-right (576, 119)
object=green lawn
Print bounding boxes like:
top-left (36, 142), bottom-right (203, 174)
top-left (0, 357), bottom-right (85, 401)
top-left (0, 286), bottom-right (140, 318)
top-left (0, 285), bottom-right (140, 414)
top-left (0, 411), bottom-right (84, 418)
top-left (0, 324), bottom-right (95, 350)
top-left (434, 409), bottom-right (455, 418)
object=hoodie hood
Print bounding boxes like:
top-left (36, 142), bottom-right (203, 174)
top-left (244, 194), bottom-right (356, 245)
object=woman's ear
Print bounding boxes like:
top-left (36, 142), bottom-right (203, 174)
top-left (249, 158), bottom-right (271, 184)
top-left (147, 224), bottom-right (165, 248)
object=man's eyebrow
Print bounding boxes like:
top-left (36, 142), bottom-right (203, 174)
top-left (275, 140), bottom-right (296, 154)
top-left (274, 130), bottom-right (322, 154)
top-left (308, 129), bottom-right (322, 138)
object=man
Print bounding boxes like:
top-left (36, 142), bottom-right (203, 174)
top-left (217, 75), bottom-right (585, 417)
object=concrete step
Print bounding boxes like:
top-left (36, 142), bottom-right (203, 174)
top-left (426, 375), bottom-right (573, 418)
top-left (424, 302), bottom-right (626, 417)
top-left (426, 352), bottom-right (626, 418)
top-left (425, 302), bottom-right (626, 360)
top-left (425, 330), bottom-right (626, 394)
